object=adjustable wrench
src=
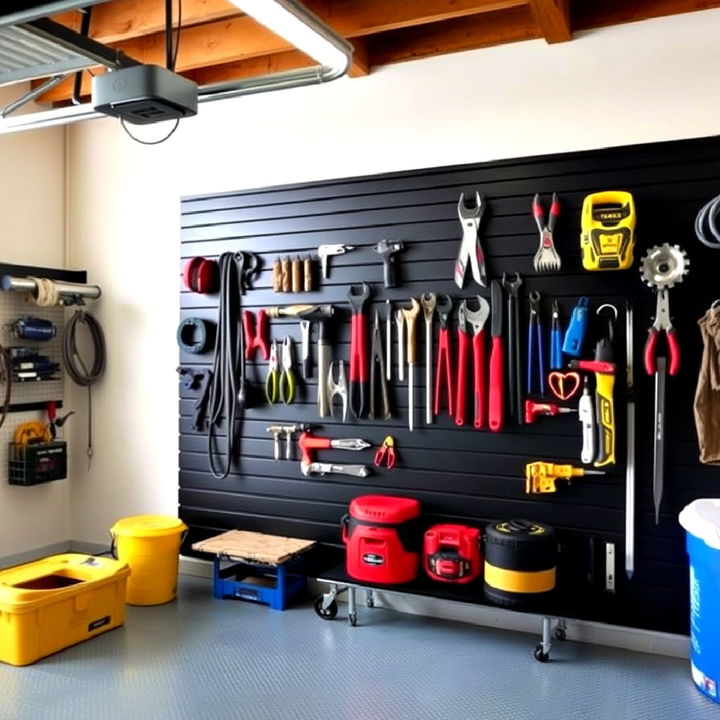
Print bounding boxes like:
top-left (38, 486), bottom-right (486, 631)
top-left (402, 298), bottom-right (421, 431)
top-left (421, 293), bottom-right (437, 424)
top-left (463, 296), bottom-right (491, 429)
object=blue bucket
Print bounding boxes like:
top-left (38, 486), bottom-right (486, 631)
top-left (680, 499), bottom-right (720, 704)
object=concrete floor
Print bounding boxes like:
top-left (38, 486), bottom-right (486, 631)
top-left (0, 575), bottom-right (716, 720)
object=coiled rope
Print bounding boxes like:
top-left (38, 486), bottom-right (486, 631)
top-left (62, 310), bottom-right (106, 461)
top-left (27, 277), bottom-right (60, 306)
top-left (206, 252), bottom-right (246, 479)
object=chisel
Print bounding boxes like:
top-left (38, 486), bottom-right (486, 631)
top-left (625, 301), bottom-right (635, 579)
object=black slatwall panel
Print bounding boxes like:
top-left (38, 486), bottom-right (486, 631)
top-left (179, 136), bottom-right (720, 635)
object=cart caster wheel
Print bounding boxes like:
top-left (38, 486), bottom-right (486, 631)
top-left (554, 627), bottom-right (567, 642)
top-left (534, 644), bottom-right (550, 663)
top-left (367, 596), bottom-right (374, 608)
top-left (314, 596), bottom-right (338, 620)
top-left (349, 612), bottom-right (358, 627)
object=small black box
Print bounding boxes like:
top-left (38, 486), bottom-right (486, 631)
top-left (9, 441), bottom-right (67, 485)
top-left (92, 65), bottom-right (198, 125)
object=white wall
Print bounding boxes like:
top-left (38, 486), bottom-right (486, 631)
top-left (0, 86), bottom-right (68, 557)
top-left (67, 10), bottom-right (720, 543)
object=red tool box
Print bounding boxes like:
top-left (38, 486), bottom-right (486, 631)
top-left (424, 524), bottom-right (482, 584)
top-left (342, 495), bottom-right (421, 584)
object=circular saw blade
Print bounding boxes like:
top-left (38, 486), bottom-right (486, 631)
top-left (640, 243), bottom-right (689, 289)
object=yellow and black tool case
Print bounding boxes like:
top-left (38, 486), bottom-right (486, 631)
top-left (0, 553), bottom-right (130, 666)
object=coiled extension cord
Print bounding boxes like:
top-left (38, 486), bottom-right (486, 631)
top-left (62, 310), bottom-right (106, 461)
top-left (695, 194), bottom-right (720, 249)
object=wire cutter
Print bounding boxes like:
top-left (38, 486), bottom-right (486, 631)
top-left (644, 287), bottom-right (680, 376)
top-left (327, 360), bottom-right (348, 422)
top-left (369, 310), bottom-right (391, 420)
top-left (264, 340), bottom-right (279, 404)
top-left (527, 291), bottom-right (545, 396)
top-left (434, 294), bottom-right (454, 417)
top-left (374, 435), bottom-right (397, 470)
top-left (454, 191), bottom-right (487, 288)
top-left (280, 336), bottom-right (296, 405)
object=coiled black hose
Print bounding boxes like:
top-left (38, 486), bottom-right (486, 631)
top-left (206, 253), bottom-right (246, 479)
top-left (62, 310), bottom-right (106, 461)
top-left (695, 194), bottom-right (720, 249)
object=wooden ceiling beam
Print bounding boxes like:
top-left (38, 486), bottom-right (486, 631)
top-left (309, 0), bottom-right (528, 37)
top-left (527, 0), bottom-right (571, 43)
top-left (369, 6), bottom-right (541, 66)
top-left (53, 0), bottom-right (242, 44)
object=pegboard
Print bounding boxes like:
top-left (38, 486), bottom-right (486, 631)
top-left (178, 135), bottom-right (720, 635)
top-left (0, 262), bottom-right (87, 483)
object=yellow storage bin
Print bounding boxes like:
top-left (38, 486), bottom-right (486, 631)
top-left (0, 553), bottom-right (130, 666)
top-left (110, 515), bottom-right (187, 606)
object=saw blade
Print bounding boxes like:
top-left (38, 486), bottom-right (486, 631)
top-left (640, 243), bottom-right (689, 289)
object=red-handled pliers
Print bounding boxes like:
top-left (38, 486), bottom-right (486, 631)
top-left (644, 287), bottom-right (680, 376)
top-left (348, 283), bottom-right (371, 419)
top-left (434, 295), bottom-right (454, 417)
top-left (242, 309), bottom-right (270, 361)
top-left (374, 435), bottom-right (397, 470)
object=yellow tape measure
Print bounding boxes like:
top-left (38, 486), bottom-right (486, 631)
top-left (581, 191), bottom-right (636, 270)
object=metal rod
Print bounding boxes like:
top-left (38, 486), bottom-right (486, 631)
top-left (625, 302), bottom-right (635, 579)
top-left (1, 275), bottom-right (101, 300)
top-left (653, 357), bottom-right (667, 525)
top-left (1, 74), bottom-right (68, 118)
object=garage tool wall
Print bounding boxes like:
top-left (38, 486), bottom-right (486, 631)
top-left (179, 136), bottom-right (720, 635)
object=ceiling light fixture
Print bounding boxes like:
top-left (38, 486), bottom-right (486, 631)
top-left (231, 0), bottom-right (350, 73)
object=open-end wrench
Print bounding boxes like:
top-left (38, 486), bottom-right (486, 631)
top-left (395, 308), bottom-right (405, 381)
top-left (464, 296), bottom-right (491, 429)
top-left (421, 293), bottom-right (437, 424)
top-left (502, 273), bottom-right (523, 423)
top-left (348, 283), bottom-right (371, 419)
top-left (455, 191), bottom-right (487, 288)
top-left (402, 298), bottom-right (421, 431)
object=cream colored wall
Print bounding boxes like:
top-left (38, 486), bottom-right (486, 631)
top-left (0, 87), bottom-right (68, 557)
top-left (67, 10), bottom-right (720, 543)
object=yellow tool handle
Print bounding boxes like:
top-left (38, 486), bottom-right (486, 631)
top-left (594, 373), bottom-right (616, 467)
top-left (266, 304), bottom-right (318, 318)
top-left (402, 300), bottom-right (420, 364)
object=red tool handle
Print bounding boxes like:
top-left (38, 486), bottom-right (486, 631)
top-left (298, 432), bottom-right (332, 466)
top-left (255, 309), bottom-right (270, 360)
top-left (473, 330), bottom-right (486, 429)
top-left (488, 336), bottom-right (503, 432)
top-left (242, 310), bottom-right (255, 360)
top-left (571, 359), bottom-right (616, 374)
top-left (349, 315), bottom-right (368, 381)
top-left (644, 327), bottom-right (680, 376)
top-left (454, 329), bottom-right (469, 426)
top-left (434, 329), bottom-right (454, 417)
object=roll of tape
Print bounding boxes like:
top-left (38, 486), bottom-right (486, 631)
top-left (177, 318), bottom-right (212, 354)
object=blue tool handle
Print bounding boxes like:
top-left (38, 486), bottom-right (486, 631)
top-left (562, 297), bottom-right (589, 358)
top-left (550, 327), bottom-right (562, 370)
top-left (537, 324), bottom-right (545, 395)
top-left (527, 321), bottom-right (534, 394)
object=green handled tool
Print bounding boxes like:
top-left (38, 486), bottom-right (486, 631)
top-left (265, 340), bottom-right (279, 404)
top-left (280, 336), bottom-right (296, 405)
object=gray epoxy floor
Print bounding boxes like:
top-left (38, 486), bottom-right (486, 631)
top-left (0, 575), bottom-right (717, 720)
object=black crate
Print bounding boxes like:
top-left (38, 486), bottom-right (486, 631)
top-left (9, 442), bottom-right (67, 485)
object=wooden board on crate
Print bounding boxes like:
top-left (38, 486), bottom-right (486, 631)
top-left (192, 530), bottom-right (316, 565)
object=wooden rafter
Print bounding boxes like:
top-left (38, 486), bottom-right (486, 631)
top-left (527, 0), bottom-right (571, 43)
top-left (369, 6), bottom-right (541, 66)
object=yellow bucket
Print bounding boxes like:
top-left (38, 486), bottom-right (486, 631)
top-left (109, 515), bottom-right (187, 606)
